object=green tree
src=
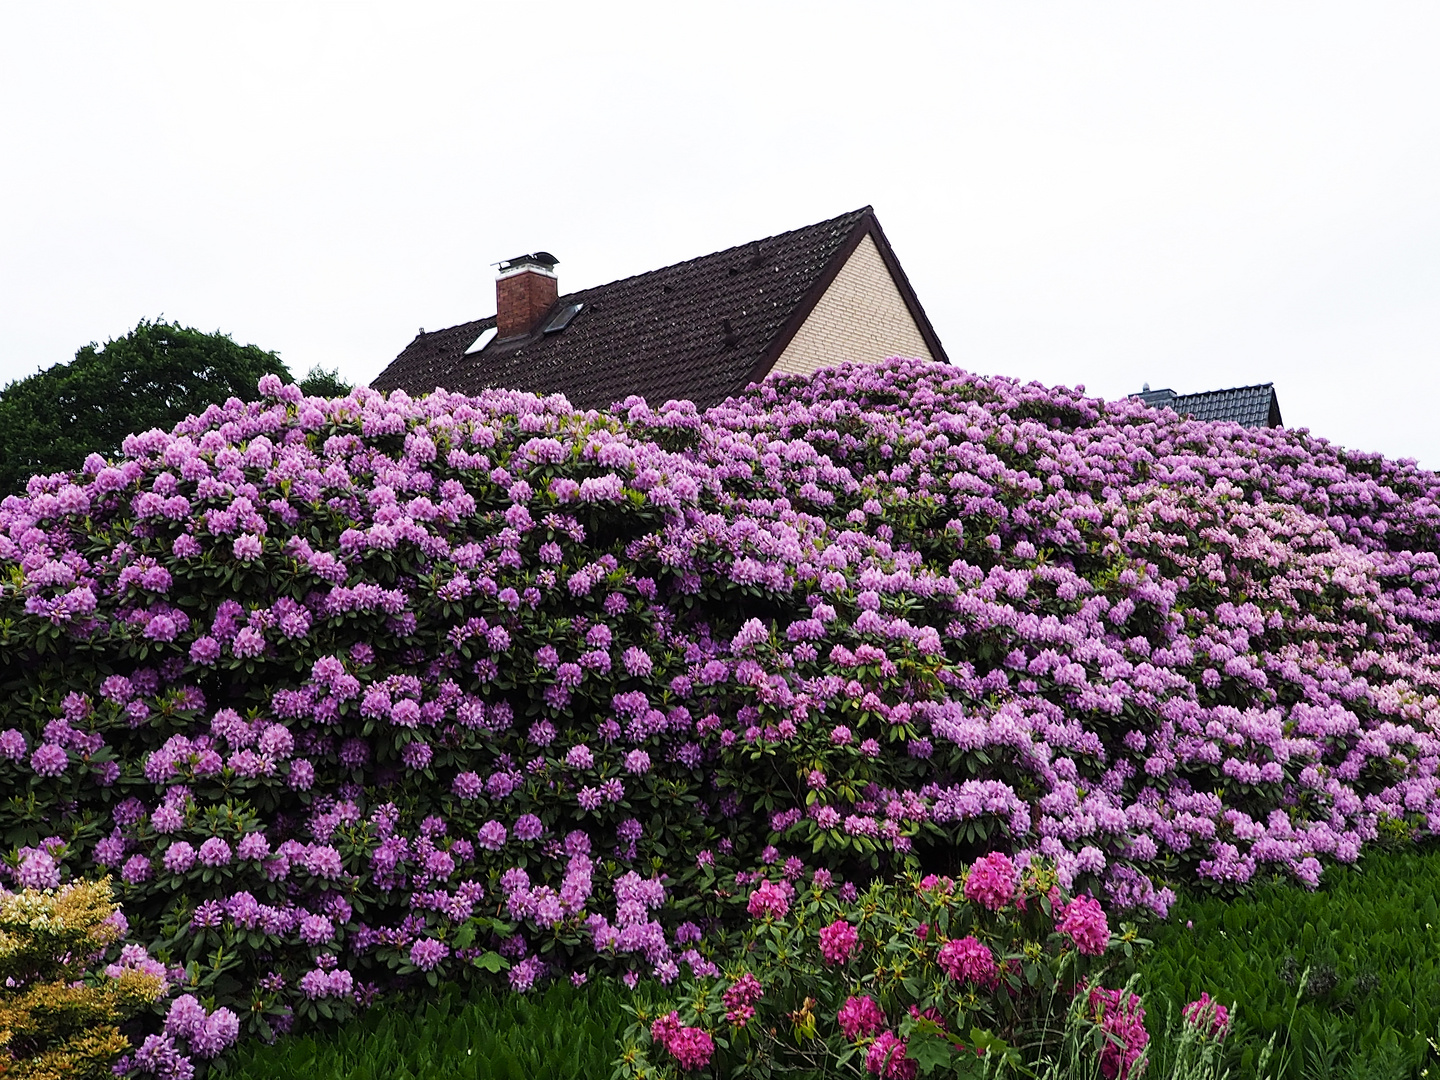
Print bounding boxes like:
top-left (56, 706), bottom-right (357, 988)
top-left (0, 319), bottom-right (293, 494)
top-left (298, 363), bottom-right (354, 398)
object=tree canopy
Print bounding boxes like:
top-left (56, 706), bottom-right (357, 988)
top-left (0, 319), bottom-right (294, 494)
top-left (297, 364), bottom-right (354, 399)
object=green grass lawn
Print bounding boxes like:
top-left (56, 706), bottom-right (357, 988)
top-left (229, 980), bottom-right (631, 1080)
top-left (1142, 845), bottom-right (1440, 1080)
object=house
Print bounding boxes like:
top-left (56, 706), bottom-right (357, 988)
top-left (1132, 383), bottom-right (1283, 428)
top-left (370, 207), bottom-right (948, 411)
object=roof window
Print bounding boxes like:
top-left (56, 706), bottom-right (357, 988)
top-left (542, 302), bottom-right (584, 334)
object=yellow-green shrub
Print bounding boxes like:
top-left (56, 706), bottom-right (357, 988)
top-left (0, 877), bottom-right (164, 1079)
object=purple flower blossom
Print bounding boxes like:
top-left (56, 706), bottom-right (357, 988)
top-left (29, 743), bottom-right (67, 777)
top-left (477, 821), bottom-right (508, 850)
top-left (164, 842), bottom-right (196, 874)
top-left (299, 914), bottom-right (335, 944)
top-left (232, 534), bottom-right (263, 561)
top-left (0, 728), bottom-right (26, 760)
top-left (410, 937), bottom-right (449, 971)
top-left (453, 771), bottom-right (482, 799)
top-left (197, 837), bottom-right (232, 867)
top-left (237, 832), bottom-right (271, 860)
top-left (17, 850), bottom-right (60, 890)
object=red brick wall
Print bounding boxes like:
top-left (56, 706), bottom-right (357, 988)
top-left (497, 270), bottom-right (558, 338)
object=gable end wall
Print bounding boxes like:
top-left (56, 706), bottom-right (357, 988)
top-left (770, 233), bottom-right (937, 378)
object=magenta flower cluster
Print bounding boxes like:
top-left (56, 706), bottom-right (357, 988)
top-left (935, 935), bottom-right (999, 988)
top-left (838, 994), bottom-right (887, 1041)
top-left (1182, 992), bottom-right (1231, 1038)
top-left (1087, 986), bottom-right (1148, 1080)
top-left (1056, 894), bottom-right (1110, 956)
top-left (720, 971), bottom-right (763, 1027)
top-left (818, 918), bottom-right (859, 965)
top-left (962, 852), bottom-right (1017, 912)
top-left (650, 1011), bottom-right (715, 1070)
top-left (3, 355), bottom-right (1440, 1035)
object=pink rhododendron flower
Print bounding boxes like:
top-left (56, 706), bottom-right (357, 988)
top-left (937, 935), bottom-right (999, 989)
top-left (1183, 993), bottom-right (1231, 1038)
top-left (818, 918), bottom-right (859, 965)
top-left (963, 852), bottom-right (1017, 911)
top-left (837, 995), bottom-right (886, 1041)
top-left (1088, 986), bottom-right (1148, 1079)
top-left (1058, 895), bottom-right (1110, 956)
top-left (746, 879), bottom-right (791, 920)
top-left (865, 1031), bottom-right (917, 1079)
top-left (722, 972), bottom-right (763, 1027)
top-left (665, 1027), bottom-right (714, 1070)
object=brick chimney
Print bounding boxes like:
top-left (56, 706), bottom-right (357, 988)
top-left (496, 252), bottom-right (559, 338)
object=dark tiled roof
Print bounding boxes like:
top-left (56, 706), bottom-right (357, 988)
top-left (371, 318), bottom-right (495, 396)
top-left (1134, 383), bottom-right (1282, 428)
top-left (371, 207), bottom-right (946, 411)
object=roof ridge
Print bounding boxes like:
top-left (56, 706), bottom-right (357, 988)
top-left (1172, 382), bottom-right (1273, 397)
top-left (553, 206), bottom-right (872, 301)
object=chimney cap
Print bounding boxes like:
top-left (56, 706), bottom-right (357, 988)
top-left (497, 252), bottom-right (559, 273)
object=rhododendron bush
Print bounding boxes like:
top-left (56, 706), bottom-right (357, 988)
top-left (3, 357), bottom-right (1440, 1033)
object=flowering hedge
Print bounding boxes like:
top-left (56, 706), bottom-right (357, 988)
top-left (3, 358), bottom-right (1440, 1035)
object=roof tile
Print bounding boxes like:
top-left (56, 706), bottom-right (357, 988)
top-left (1133, 383), bottom-right (1281, 428)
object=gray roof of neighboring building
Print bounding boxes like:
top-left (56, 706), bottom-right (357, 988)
top-left (1134, 383), bottom-right (1282, 428)
top-left (371, 207), bottom-right (947, 411)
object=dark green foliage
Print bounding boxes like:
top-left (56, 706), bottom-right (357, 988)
top-left (1144, 849), bottom-right (1440, 1079)
top-left (228, 981), bottom-right (631, 1080)
top-left (0, 319), bottom-right (291, 493)
top-left (298, 364), bottom-right (353, 398)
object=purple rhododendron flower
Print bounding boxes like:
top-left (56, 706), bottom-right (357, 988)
top-left (410, 938), bottom-right (449, 971)
top-left (232, 534), bottom-right (263, 561)
top-left (477, 821), bottom-right (508, 850)
top-left (17, 850), bottom-right (60, 890)
top-left (29, 743), bottom-right (67, 777)
top-left (0, 728), bottom-right (26, 760)
top-left (197, 837), bottom-right (232, 867)
top-left (453, 771), bottom-right (483, 799)
top-left (163, 842), bottom-right (196, 874)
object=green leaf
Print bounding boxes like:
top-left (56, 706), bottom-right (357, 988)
top-left (906, 1029), bottom-right (953, 1075)
top-left (474, 951), bottom-right (511, 973)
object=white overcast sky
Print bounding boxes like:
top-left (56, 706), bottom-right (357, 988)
top-left (3, 4), bottom-right (1439, 464)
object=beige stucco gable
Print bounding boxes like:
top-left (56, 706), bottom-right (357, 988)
top-left (769, 232), bottom-right (937, 378)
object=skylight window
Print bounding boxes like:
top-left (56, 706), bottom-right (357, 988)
top-left (542, 302), bottom-right (584, 334)
top-left (465, 327), bottom-right (497, 354)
